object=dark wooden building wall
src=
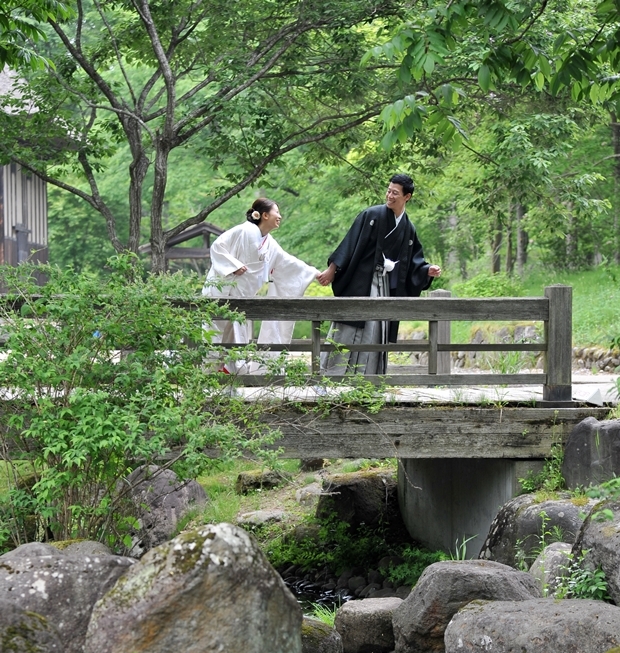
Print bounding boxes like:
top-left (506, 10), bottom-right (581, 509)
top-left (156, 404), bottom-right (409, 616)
top-left (1, 163), bottom-right (48, 267)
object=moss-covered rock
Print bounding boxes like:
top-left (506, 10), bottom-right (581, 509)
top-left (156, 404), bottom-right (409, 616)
top-left (85, 523), bottom-right (302, 653)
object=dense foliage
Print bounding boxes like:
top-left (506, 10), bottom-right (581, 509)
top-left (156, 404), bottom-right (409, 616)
top-left (2, 0), bottom-right (620, 283)
top-left (0, 254), bottom-right (282, 551)
top-left (0, 0), bottom-right (403, 272)
top-left (0, 0), bottom-right (71, 69)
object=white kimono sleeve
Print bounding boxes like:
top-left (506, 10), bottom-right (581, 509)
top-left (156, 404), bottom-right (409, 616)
top-left (202, 223), bottom-right (265, 298)
top-left (258, 241), bottom-right (319, 345)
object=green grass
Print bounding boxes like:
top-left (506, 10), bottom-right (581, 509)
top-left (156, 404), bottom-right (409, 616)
top-left (196, 458), bottom-right (301, 526)
top-left (294, 264), bottom-right (620, 348)
top-left (521, 266), bottom-right (620, 346)
top-left (400, 265), bottom-right (620, 348)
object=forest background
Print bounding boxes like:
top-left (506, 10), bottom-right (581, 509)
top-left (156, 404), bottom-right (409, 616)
top-left (2, 0), bottom-right (620, 347)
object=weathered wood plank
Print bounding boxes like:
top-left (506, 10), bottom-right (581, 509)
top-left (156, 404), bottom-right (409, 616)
top-left (0, 295), bottom-right (550, 322)
top-left (258, 406), bottom-right (609, 459)
top-left (236, 373), bottom-right (548, 386)
top-left (216, 341), bottom-right (545, 353)
top-left (202, 297), bottom-right (549, 322)
top-left (429, 289), bottom-right (452, 374)
top-left (544, 285), bottom-right (572, 402)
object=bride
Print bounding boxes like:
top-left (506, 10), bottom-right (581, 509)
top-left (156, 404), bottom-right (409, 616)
top-left (202, 197), bottom-right (320, 372)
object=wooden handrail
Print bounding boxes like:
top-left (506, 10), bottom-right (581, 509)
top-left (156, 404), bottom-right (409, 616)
top-left (0, 285), bottom-right (573, 402)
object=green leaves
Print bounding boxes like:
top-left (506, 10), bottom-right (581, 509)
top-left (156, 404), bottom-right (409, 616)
top-left (478, 64), bottom-right (491, 92)
top-left (0, 254), bottom-right (285, 551)
top-left (370, 0), bottom-right (620, 150)
top-left (0, 0), bottom-right (73, 70)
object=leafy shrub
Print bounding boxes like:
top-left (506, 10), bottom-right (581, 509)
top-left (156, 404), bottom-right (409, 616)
top-left (452, 272), bottom-right (524, 298)
top-left (518, 441), bottom-right (565, 494)
top-left (262, 509), bottom-right (446, 588)
top-left (554, 550), bottom-right (610, 601)
top-left (386, 546), bottom-right (448, 587)
top-left (0, 255), bottom-right (280, 552)
top-left (264, 512), bottom-right (399, 575)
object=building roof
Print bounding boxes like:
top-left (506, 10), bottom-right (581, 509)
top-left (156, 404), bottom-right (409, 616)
top-left (138, 221), bottom-right (225, 259)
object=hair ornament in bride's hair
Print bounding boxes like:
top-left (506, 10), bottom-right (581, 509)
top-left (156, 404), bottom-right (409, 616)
top-left (252, 210), bottom-right (260, 220)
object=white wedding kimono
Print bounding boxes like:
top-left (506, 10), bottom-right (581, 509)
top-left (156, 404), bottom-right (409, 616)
top-left (202, 221), bottom-right (318, 371)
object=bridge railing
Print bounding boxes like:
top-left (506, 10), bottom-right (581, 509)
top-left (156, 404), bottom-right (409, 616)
top-left (0, 284), bottom-right (573, 402)
top-left (205, 284), bottom-right (572, 403)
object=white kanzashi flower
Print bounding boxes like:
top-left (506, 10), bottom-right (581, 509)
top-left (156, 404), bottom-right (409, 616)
top-left (252, 210), bottom-right (260, 220)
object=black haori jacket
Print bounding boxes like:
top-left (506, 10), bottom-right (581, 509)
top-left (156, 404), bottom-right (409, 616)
top-left (329, 204), bottom-right (433, 341)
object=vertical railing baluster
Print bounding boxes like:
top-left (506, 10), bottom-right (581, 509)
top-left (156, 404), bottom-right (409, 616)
top-left (311, 321), bottom-right (321, 374)
top-left (430, 289), bottom-right (451, 374)
top-left (428, 320), bottom-right (438, 374)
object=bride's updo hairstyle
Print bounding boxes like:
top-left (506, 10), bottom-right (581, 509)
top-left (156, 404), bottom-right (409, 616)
top-left (246, 198), bottom-right (276, 225)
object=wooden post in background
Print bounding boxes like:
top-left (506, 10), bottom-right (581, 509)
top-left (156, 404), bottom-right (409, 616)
top-left (544, 284), bottom-right (572, 403)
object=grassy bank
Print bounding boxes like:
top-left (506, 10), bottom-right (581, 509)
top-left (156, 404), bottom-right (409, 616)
top-left (301, 265), bottom-right (620, 349)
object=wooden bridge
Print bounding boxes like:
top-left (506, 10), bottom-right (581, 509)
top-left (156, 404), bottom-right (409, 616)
top-left (213, 284), bottom-right (608, 458)
top-left (216, 285), bottom-right (572, 400)
top-left (2, 285), bottom-right (612, 557)
top-left (212, 284), bottom-right (611, 556)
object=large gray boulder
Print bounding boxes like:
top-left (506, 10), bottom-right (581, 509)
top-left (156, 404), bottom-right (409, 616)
top-left (478, 493), bottom-right (596, 568)
top-left (124, 464), bottom-right (208, 557)
top-left (392, 560), bottom-right (541, 653)
top-left (563, 417), bottom-right (620, 489)
top-left (316, 471), bottom-right (402, 531)
top-left (572, 497), bottom-right (620, 604)
top-left (0, 599), bottom-right (63, 652)
top-left (302, 616), bottom-right (343, 653)
top-left (444, 598), bottom-right (620, 652)
top-left (0, 544), bottom-right (135, 653)
top-left (1, 542), bottom-right (59, 559)
top-left (528, 542), bottom-right (572, 595)
top-left (334, 597), bottom-right (402, 653)
top-left (62, 540), bottom-right (113, 556)
top-left (84, 522), bottom-right (302, 653)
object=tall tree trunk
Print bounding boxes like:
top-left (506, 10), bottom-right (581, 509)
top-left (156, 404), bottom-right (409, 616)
top-left (565, 202), bottom-right (576, 268)
top-left (611, 112), bottom-right (620, 265)
top-left (126, 120), bottom-right (150, 255)
top-left (149, 138), bottom-right (172, 274)
top-left (492, 217), bottom-right (502, 274)
top-left (505, 209), bottom-right (514, 275)
top-left (516, 203), bottom-right (528, 276)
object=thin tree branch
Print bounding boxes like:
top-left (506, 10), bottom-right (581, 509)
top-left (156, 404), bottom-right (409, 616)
top-left (462, 142), bottom-right (500, 166)
top-left (504, 0), bottom-right (549, 46)
top-left (164, 107), bottom-right (382, 240)
top-left (92, 0), bottom-right (137, 106)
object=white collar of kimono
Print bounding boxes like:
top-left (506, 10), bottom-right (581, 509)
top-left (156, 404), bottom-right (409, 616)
top-left (385, 210), bottom-right (405, 239)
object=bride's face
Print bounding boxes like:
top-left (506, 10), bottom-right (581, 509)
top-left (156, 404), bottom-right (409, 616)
top-left (260, 204), bottom-right (282, 232)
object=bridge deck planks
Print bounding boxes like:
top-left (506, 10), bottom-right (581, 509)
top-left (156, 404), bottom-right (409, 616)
top-left (258, 405), bottom-right (610, 459)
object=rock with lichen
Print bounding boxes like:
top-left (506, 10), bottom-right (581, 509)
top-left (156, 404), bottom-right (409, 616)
top-left (0, 599), bottom-right (62, 652)
top-left (392, 560), bottom-right (541, 653)
top-left (444, 598), bottom-right (620, 653)
top-left (0, 543), bottom-right (135, 653)
top-left (84, 522), bottom-right (302, 653)
top-left (301, 616), bottom-right (342, 653)
top-left (123, 465), bottom-right (208, 557)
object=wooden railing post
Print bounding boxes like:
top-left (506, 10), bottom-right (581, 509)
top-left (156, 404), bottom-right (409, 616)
top-left (311, 320), bottom-right (321, 374)
top-left (429, 289), bottom-right (451, 374)
top-left (543, 285), bottom-right (572, 403)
